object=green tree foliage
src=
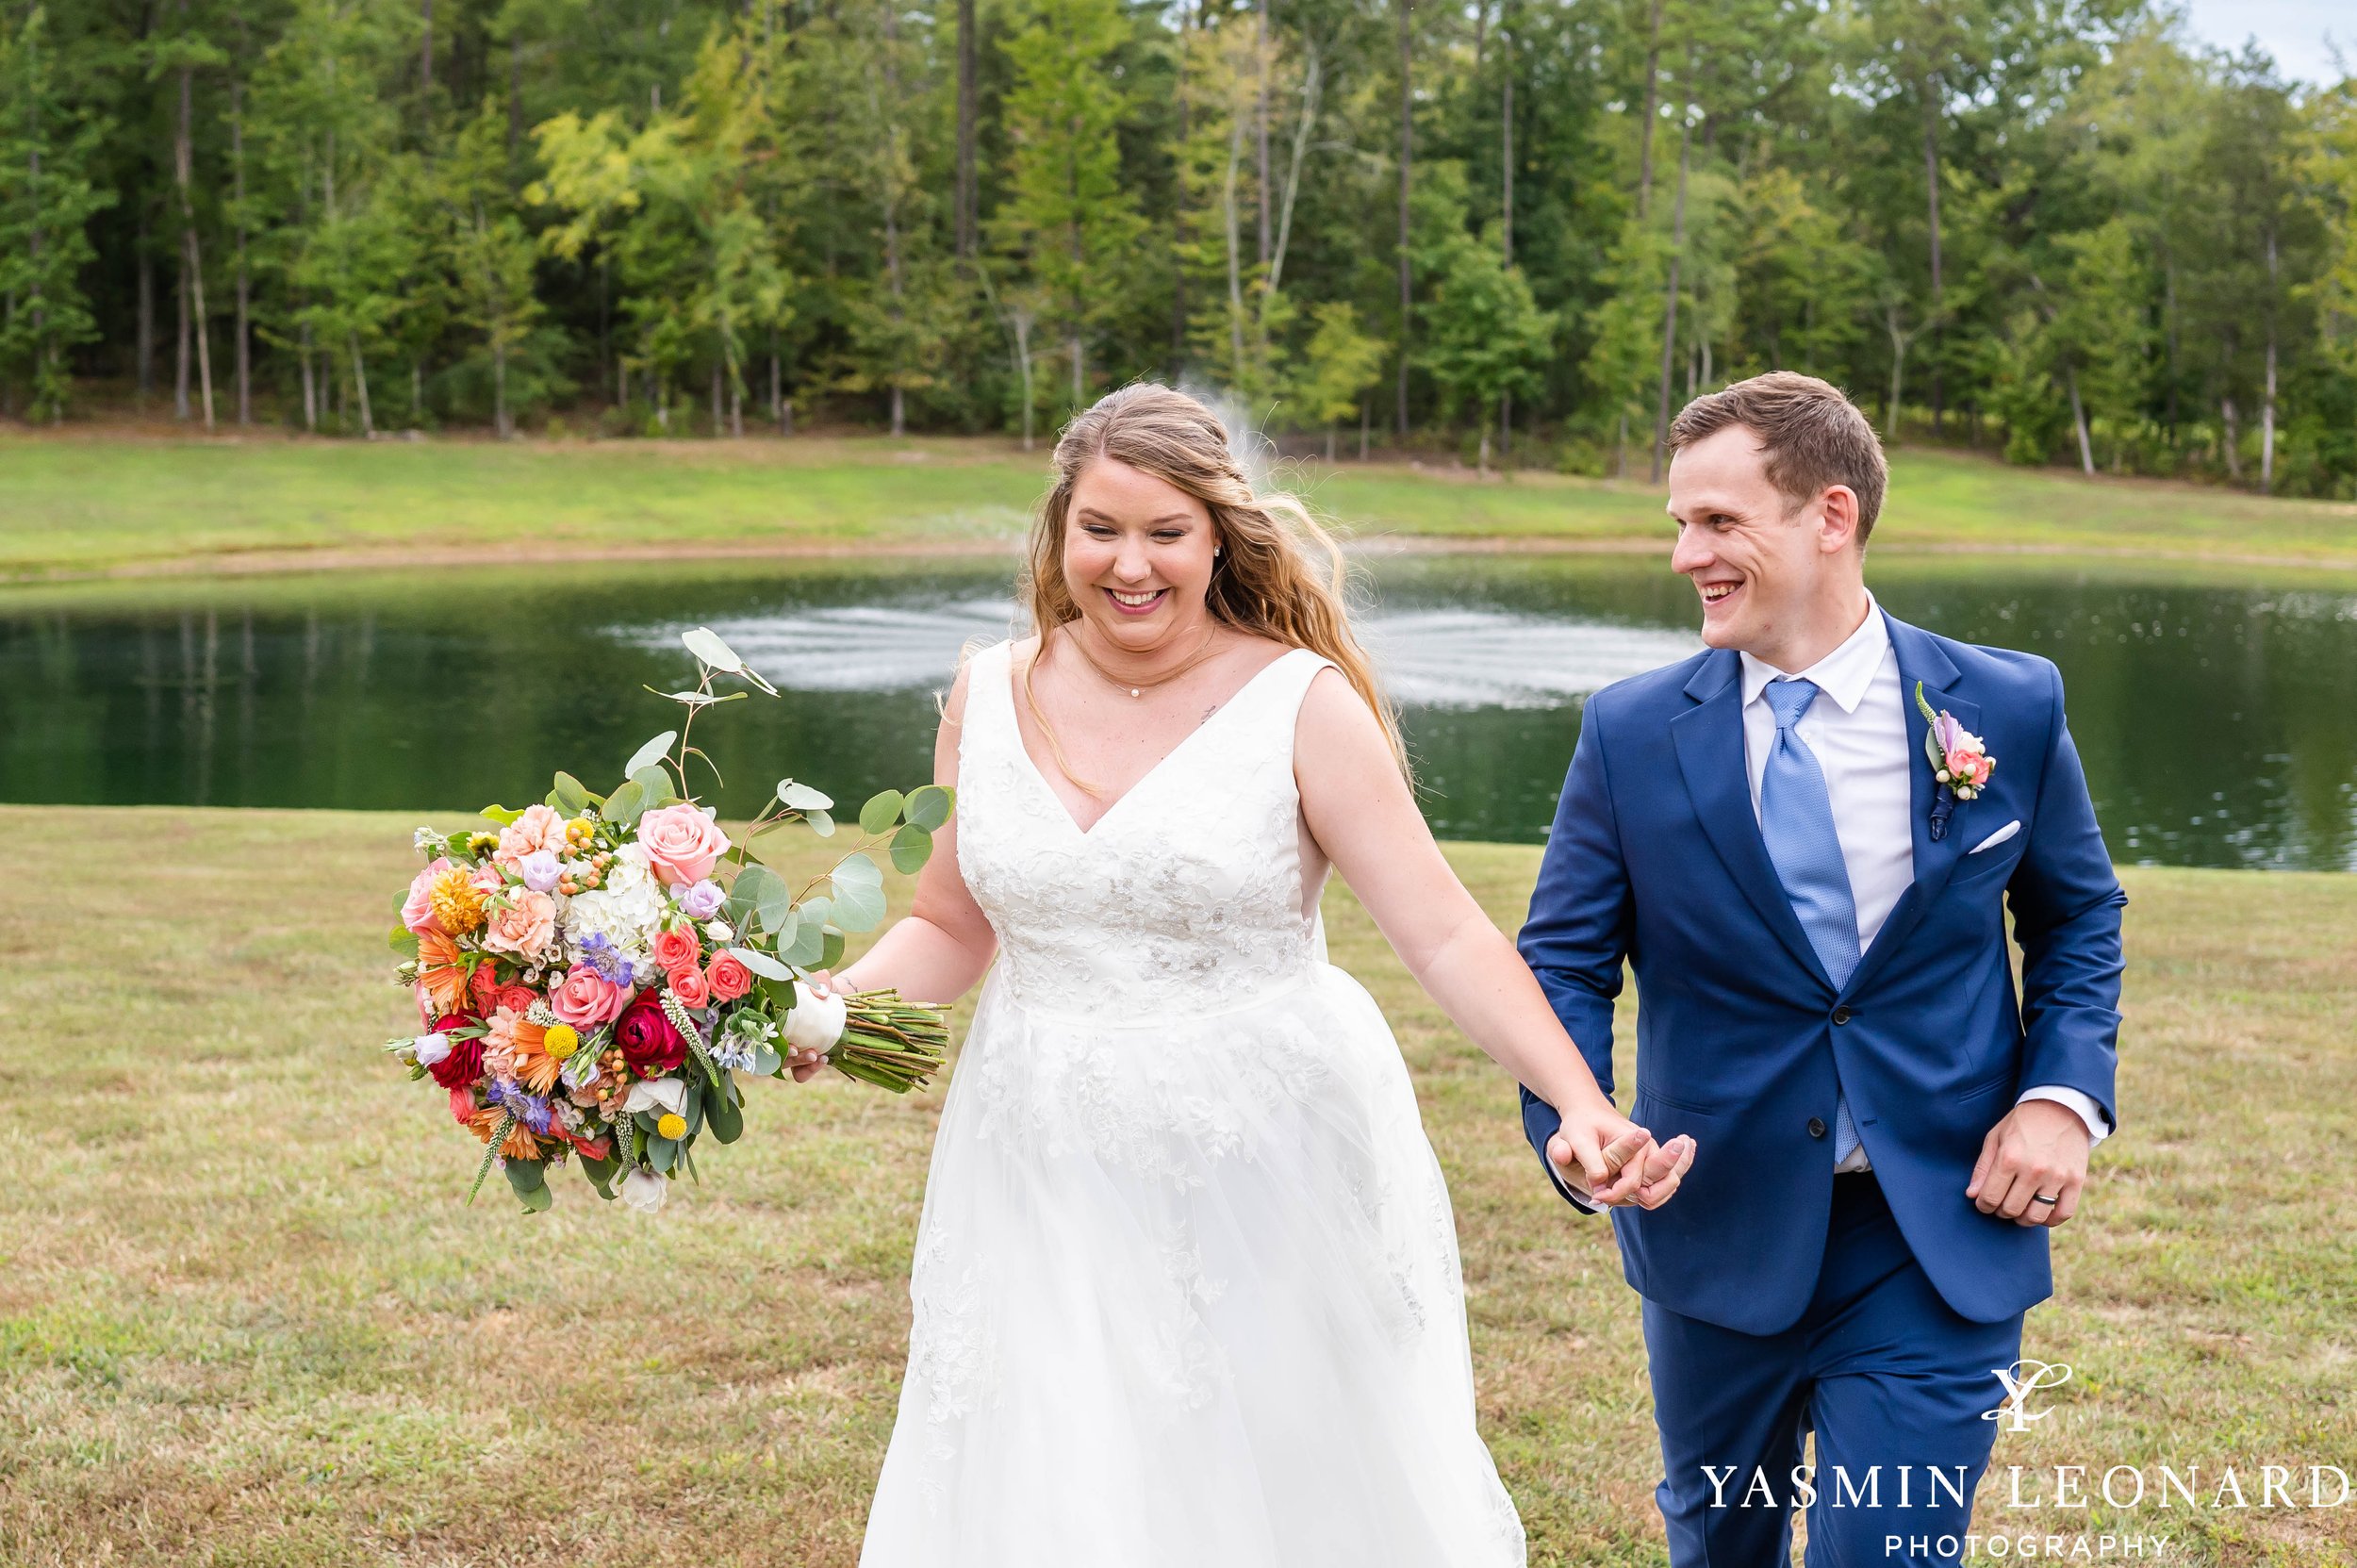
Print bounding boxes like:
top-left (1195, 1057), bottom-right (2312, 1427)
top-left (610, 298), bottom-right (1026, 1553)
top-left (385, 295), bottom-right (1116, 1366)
top-left (0, 5), bottom-right (110, 422)
top-left (6, 0), bottom-right (2353, 497)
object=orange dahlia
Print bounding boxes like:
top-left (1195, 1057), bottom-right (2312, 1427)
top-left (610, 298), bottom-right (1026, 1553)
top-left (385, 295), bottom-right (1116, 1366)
top-left (427, 867), bottom-right (488, 935)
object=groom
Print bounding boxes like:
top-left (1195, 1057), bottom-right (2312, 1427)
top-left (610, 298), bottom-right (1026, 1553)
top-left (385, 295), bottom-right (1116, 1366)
top-left (1517, 372), bottom-right (2125, 1566)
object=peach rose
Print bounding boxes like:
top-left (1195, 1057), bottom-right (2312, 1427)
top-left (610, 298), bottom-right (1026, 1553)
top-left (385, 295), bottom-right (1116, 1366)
top-left (468, 966), bottom-right (501, 1014)
top-left (651, 925), bottom-right (701, 977)
top-left (496, 803), bottom-right (569, 867)
top-left (668, 965), bottom-right (712, 1009)
top-left (550, 965), bottom-right (632, 1029)
top-left (496, 982), bottom-right (538, 1015)
top-left (403, 857), bottom-right (453, 934)
top-left (483, 889), bottom-right (558, 960)
top-left (705, 951), bottom-right (753, 1003)
top-left (636, 804), bottom-right (730, 887)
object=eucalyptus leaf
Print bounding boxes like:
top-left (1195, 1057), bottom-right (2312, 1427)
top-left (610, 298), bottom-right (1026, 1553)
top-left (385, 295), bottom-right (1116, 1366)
top-left (644, 685), bottom-right (749, 707)
top-left (776, 780), bottom-right (833, 811)
top-left (630, 764), bottom-right (675, 806)
top-left (832, 852), bottom-right (883, 889)
top-left (832, 878), bottom-right (888, 933)
top-left (750, 1042), bottom-right (783, 1078)
top-left (516, 1181), bottom-right (554, 1214)
top-left (904, 784), bottom-right (954, 832)
top-left (682, 626), bottom-right (747, 673)
top-left (728, 945), bottom-right (797, 982)
top-left (753, 876), bottom-right (797, 935)
top-left (889, 823), bottom-right (933, 874)
top-left (603, 777), bottom-right (648, 829)
top-left (796, 894), bottom-right (832, 929)
top-left (387, 927), bottom-right (420, 958)
top-left (646, 1133), bottom-right (679, 1175)
top-left (729, 865), bottom-right (785, 926)
top-left (480, 803), bottom-right (525, 827)
top-left (859, 789), bottom-right (905, 835)
top-left (819, 930), bottom-right (846, 970)
top-left (704, 1078), bottom-right (744, 1144)
top-left (626, 731), bottom-right (678, 776)
top-left (778, 916), bottom-right (826, 968)
top-left (551, 772), bottom-right (596, 814)
top-left (807, 809), bottom-right (835, 838)
top-left (504, 1160), bottom-right (548, 1196)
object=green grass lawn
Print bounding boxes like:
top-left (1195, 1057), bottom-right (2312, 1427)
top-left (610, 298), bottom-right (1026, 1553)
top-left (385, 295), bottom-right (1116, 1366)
top-left (7, 430), bottom-right (2357, 582)
top-left (3, 805), bottom-right (2351, 1566)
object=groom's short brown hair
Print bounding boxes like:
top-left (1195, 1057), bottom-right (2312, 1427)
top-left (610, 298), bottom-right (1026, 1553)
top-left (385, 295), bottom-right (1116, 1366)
top-left (1668, 372), bottom-right (1888, 544)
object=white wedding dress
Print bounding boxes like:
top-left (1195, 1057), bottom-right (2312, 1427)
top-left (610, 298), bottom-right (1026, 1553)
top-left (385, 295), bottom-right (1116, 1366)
top-left (859, 640), bottom-right (1525, 1567)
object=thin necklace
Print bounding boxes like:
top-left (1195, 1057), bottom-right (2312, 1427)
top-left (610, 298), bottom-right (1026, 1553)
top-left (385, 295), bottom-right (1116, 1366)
top-left (1063, 619), bottom-right (1223, 699)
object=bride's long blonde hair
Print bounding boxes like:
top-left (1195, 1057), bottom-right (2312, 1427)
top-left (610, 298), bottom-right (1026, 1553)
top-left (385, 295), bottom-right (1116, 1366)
top-left (1017, 382), bottom-right (1408, 787)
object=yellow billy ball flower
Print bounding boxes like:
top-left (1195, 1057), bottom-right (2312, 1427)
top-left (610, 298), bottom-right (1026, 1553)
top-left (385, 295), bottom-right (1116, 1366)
top-left (544, 1024), bottom-right (581, 1061)
top-left (655, 1113), bottom-right (687, 1141)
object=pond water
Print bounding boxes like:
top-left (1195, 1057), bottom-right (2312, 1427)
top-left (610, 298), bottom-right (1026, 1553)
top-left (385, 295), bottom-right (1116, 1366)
top-left (6, 553), bottom-right (2354, 870)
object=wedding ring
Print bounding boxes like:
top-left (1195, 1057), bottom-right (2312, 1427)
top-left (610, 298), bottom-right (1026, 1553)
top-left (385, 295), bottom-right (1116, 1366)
top-left (2030, 1194), bottom-right (2060, 1205)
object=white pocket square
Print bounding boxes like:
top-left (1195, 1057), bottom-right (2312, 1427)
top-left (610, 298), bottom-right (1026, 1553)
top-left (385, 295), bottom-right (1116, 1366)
top-left (1969, 819), bottom-right (2021, 854)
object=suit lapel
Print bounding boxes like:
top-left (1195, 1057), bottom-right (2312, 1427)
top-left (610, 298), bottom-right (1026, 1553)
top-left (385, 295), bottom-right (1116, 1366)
top-left (1839, 613), bottom-right (1976, 998)
top-left (1669, 651), bottom-right (1835, 992)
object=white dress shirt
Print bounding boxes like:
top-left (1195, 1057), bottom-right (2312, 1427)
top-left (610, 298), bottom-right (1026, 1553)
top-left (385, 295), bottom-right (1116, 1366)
top-left (1738, 595), bottom-right (2110, 1172)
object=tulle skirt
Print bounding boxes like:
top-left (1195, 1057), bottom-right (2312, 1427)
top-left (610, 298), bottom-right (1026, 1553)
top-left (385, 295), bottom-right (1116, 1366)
top-left (858, 966), bottom-right (1526, 1567)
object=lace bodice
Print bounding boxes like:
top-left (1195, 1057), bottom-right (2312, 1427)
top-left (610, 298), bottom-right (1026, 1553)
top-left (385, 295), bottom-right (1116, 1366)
top-left (955, 639), bottom-right (1334, 1021)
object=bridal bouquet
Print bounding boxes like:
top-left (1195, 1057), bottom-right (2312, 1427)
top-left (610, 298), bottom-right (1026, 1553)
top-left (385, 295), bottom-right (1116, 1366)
top-left (383, 626), bottom-right (953, 1214)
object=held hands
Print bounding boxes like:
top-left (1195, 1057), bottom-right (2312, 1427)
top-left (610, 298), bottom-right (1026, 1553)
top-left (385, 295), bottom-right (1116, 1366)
top-left (1546, 1104), bottom-right (1697, 1211)
top-left (1968, 1098), bottom-right (2092, 1227)
top-left (783, 970), bottom-right (838, 1082)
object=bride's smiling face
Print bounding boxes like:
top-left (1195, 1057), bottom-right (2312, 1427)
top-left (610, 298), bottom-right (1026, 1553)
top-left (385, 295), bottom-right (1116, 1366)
top-left (1063, 457), bottom-right (1221, 652)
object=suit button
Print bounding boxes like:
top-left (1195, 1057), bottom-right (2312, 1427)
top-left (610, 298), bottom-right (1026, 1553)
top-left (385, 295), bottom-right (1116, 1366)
top-left (1832, 1006), bottom-right (1853, 1025)
top-left (1807, 1117), bottom-right (1828, 1139)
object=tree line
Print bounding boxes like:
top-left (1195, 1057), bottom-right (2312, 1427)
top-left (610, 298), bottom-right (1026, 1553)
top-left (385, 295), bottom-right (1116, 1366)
top-left (3, 0), bottom-right (2354, 495)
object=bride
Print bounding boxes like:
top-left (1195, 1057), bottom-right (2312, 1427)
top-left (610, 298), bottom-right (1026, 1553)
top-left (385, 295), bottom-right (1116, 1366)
top-left (795, 383), bottom-right (1694, 1565)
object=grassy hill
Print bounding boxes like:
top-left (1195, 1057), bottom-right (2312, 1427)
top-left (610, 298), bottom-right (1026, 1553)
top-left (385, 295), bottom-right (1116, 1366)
top-left (6, 430), bottom-right (2356, 583)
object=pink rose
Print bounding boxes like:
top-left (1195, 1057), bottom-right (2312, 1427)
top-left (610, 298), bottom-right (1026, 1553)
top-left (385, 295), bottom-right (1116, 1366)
top-left (636, 804), bottom-right (730, 887)
top-left (483, 889), bottom-right (558, 960)
top-left (470, 864), bottom-right (503, 896)
top-left (668, 965), bottom-right (711, 1009)
top-left (496, 803), bottom-right (569, 867)
top-left (496, 982), bottom-right (538, 1015)
top-left (403, 857), bottom-right (453, 934)
top-left (550, 965), bottom-right (632, 1029)
top-left (650, 926), bottom-right (701, 978)
top-left (705, 951), bottom-right (753, 1003)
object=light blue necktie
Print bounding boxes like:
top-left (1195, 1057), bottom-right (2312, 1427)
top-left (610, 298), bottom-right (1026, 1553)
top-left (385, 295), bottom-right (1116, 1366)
top-left (1758, 679), bottom-right (1862, 1165)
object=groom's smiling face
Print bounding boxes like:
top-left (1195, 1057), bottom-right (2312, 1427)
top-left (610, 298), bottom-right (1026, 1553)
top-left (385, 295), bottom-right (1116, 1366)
top-left (1667, 423), bottom-right (1861, 667)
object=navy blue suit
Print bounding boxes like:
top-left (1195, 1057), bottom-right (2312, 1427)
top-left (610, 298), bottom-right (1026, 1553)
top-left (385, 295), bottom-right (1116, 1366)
top-left (1516, 612), bottom-right (2125, 1565)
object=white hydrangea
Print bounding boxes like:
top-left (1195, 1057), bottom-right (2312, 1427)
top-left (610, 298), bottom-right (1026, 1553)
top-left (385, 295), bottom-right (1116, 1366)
top-left (561, 843), bottom-right (668, 969)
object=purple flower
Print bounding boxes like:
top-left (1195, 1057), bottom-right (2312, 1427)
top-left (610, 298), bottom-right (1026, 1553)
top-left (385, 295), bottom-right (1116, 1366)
top-left (578, 933), bottom-right (635, 987)
top-left (519, 850), bottom-right (563, 894)
top-left (488, 1078), bottom-right (553, 1135)
top-left (676, 878), bottom-right (726, 919)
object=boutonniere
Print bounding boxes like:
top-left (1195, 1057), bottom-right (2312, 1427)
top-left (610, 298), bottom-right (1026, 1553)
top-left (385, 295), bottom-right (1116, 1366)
top-left (1914, 682), bottom-right (1994, 843)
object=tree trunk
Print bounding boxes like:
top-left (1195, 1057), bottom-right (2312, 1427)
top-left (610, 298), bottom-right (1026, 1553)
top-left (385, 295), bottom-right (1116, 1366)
top-left (137, 214), bottom-right (156, 407)
top-left (1170, 0), bottom-right (1191, 371)
top-left (1014, 307), bottom-right (1037, 452)
top-left (1649, 78), bottom-right (1691, 485)
top-left (712, 361), bottom-right (723, 436)
top-left (2220, 394), bottom-right (2240, 481)
top-left (2162, 256), bottom-right (2179, 446)
top-left (1223, 115), bottom-right (1248, 384)
top-left (493, 340), bottom-right (511, 438)
top-left (1883, 302), bottom-right (1907, 439)
top-left (1394, 0), bottom-right (1412, 438)
top-left (2261, 225), bottom-right (2279, 494)
top-left (507, 37), bottom-right (523, 155)
top-left (231, 79), bottom-right (252, 426)
top-left (1255, 0), bottom-right (1271, 270)
top-left (1360, 400), bottom-right (1370, 460)
top-left (881, 3), bottom-right (908, 437)
top-left (1921, 77), bottom-right (1943, 433)
top-left (955, 0), bottom-right (978, 259)
top-left (1500, 23), bottom-right (1513, 266)
top-left (1327, 422), bottom-right (1337, 462)
top-left (770, 352), bottom-right (783, 432)
top-left (2066, 366), bottom-right (2093, 476)
top-left (420, 0), bottom-right (433, 93)
top-left (1634, 0), bottom-right (1664, 218)
top-left (173, 51), bottom-right (216, 429)
top-left (1478, 416), bottom-right (1492, 476)
top-left (299, 317), bottom-right (317, 431)
top-left (348, 332), bottom-right (374, 437)
top-left (733, 373), bottom-right (745, 439)
top-left (174, 259), bottom-right (190, 421)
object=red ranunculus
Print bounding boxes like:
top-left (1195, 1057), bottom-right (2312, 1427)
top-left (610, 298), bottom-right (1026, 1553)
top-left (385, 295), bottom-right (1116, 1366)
top-left (495, 982), bottom-right (537, 1015)
top-left (426, 1012), bottom-right (486, 1089)
top-left (614, 991), bottom-right (687, 1077)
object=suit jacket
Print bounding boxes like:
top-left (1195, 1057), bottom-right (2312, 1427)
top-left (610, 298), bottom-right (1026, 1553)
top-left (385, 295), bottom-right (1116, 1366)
top-left (1516, 611), bottom-right (2126, 1335)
